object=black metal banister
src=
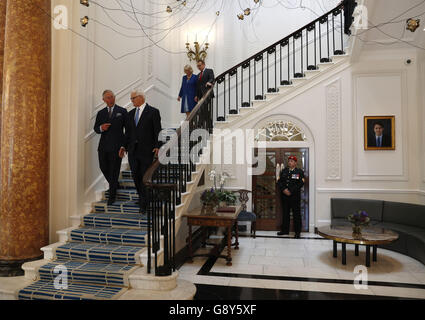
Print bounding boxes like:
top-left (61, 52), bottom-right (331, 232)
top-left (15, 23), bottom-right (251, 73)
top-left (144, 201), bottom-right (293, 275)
top-left (215, 3), bottom-right (344, 81)
top-left (143, 88), bottom-right (214, 276)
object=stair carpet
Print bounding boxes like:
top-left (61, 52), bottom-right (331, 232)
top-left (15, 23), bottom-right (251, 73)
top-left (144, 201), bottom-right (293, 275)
top-left (18, 170), bottom-right (152, 300)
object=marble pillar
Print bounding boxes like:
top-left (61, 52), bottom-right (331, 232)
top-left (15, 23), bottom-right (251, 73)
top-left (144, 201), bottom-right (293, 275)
top-left (0, 0), bottom-right (51, 276)
top-left (0, 0), bottom-right (6, 146)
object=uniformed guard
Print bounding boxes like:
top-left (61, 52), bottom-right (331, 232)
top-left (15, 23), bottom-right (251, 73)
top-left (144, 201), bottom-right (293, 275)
top-left (277, 155), bottom-right (305, 238)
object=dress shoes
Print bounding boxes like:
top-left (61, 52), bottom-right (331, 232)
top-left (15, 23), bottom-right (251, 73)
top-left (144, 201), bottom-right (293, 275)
top-left (277, 231), bottom-right (289, 236)
top-left (294, 233), bottom-right (301, 239)
top-left (107, 197), bottom-right (116, 205)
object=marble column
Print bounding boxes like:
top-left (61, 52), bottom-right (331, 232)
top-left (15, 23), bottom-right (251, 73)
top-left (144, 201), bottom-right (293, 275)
top-left (0, 0), bottom-right (6, 147)
top-left (0, 0), bottom-right (51, 276)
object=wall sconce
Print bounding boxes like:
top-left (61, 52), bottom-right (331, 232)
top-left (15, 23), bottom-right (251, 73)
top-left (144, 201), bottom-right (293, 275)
top-left (80, 0), bottom-right (89, 7)
top-left (185, 41), bottom-right (209, 62)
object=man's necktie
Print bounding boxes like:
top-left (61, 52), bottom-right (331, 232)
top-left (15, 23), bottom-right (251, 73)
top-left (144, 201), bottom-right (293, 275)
top-left (108, 107), bottom-right (112, 119)
top-left (200, 70), bottom-right (203, 81)
top-left (377, 136), bottom-right (382, 147)
top-left (135, 107), bottom-right (140, 126)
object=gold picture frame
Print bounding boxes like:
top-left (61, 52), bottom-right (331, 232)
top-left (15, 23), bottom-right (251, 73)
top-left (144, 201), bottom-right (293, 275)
top-left (364, 116), bottom-right (395, 150)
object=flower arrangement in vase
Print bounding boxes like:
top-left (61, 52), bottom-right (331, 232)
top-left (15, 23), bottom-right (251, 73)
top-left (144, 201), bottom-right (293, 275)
top-left (347, 211), bottom-right (370, 238)
top-left (200, 188), bottom-right (219, 215)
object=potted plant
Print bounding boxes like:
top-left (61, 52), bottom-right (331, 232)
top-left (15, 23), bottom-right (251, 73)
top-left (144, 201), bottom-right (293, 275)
top-left (347, 211), bottom-right (370, 238)
top-left (217, 190), bottom-right (237, 207)
top-left (200, 188), bottom-right (219, 215)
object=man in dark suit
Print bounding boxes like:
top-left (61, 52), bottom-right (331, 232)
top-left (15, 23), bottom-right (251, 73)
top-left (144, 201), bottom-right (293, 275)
top-left (342, 0), bottom-right (358, 35)
top-left (368, 121), bottom-right (392, 148)
top-left (94, 90), bottom-right (128, 205)
top-left (119, 90), bottom-right (162, 213)
top-left (195, 59), bottom-right (215, 101)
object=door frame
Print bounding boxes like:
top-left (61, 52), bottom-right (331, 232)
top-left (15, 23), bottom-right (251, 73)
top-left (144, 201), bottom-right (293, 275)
top-left (247, 118), bottom-right (316, 232)
top-left (252, 147), bottom-right (310, 232)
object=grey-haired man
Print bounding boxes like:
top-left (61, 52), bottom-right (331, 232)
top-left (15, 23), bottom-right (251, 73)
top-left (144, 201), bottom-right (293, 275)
top-left (94, 90), bottom-right (128, 205)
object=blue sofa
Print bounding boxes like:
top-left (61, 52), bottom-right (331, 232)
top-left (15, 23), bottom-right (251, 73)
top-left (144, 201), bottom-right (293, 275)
top-left (330, 198), bottom-right (425, 265)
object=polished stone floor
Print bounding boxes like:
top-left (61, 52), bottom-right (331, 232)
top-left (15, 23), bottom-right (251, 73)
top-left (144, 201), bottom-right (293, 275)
top-left (178, 231), bottom-right (425, 300)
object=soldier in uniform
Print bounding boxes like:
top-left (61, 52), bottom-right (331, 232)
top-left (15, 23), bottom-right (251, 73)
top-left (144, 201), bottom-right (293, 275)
top-left (277, 156), bottom-right (305, 238)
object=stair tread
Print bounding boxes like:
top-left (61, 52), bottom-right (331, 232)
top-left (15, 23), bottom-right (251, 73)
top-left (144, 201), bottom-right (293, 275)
top-left (37, 259), bottom-right (138, 286)
top-left (70, 227), bottom-right (147, 246)
top-left (83, 213), bottom-right (148, 229)
top-left (18, 279), bottom-right (127, 300)
top-left (93, 200), bottom-right (141, 214)
top-left (55, 242), bottom-right (146, 265)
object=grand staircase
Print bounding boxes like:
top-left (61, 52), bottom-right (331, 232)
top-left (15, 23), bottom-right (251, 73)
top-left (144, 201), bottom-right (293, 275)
top-left (0, 2), bottom-right (353, 300)
top-left (15, 164), bottom-right (202, 300)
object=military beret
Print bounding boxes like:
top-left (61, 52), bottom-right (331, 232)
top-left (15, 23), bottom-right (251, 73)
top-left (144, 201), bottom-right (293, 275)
top-left (288, 155), bottom-right (298, 162)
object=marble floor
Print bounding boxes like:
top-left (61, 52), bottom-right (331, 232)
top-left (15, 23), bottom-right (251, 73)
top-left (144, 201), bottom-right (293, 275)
top-left (178, 231), bottom-right (425, 300)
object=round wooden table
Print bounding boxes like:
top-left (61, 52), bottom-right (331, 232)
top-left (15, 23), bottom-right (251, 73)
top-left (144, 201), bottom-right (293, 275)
top-left (317, 225), bottom-right (399, 267)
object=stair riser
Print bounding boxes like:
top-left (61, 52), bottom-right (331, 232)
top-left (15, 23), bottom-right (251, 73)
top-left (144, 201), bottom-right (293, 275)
top-left (93, 203), bottom-right (140, 214)
top-left (104, 191), bottom-right (139, 202)
top-left (54, 246), bottom-right (144, 265)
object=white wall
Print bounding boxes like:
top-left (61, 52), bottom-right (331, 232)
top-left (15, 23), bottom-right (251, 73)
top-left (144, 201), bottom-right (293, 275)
top-left (419, 51), bottom-right (425, 195)
top-left (218, 47), bottom-right (425, 230)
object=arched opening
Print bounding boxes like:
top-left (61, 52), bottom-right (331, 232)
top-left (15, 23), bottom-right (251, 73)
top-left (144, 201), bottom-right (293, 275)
top-left (250, 115), bottom-right (316, 233)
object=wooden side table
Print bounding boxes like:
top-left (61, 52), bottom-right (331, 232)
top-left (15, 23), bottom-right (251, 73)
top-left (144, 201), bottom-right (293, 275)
top-left (184, 206), bottom-right (242, 266)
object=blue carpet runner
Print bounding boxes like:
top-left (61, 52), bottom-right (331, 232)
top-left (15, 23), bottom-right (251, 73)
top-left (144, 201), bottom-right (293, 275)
top-left (18, 170), bottom-right (149, 300)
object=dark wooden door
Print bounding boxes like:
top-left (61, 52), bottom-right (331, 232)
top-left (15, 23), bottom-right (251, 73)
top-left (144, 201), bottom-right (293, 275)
top-left (252, 148), bottom-right (309, 232)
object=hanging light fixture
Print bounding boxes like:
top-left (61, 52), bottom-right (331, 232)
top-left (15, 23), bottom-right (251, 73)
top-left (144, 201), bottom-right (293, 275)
top-left (406, 18), bottom-right (420, 32)
top-left (80, 16), bottom-right (89, 27)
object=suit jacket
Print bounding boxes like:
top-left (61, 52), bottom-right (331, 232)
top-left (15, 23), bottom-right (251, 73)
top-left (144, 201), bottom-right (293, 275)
top-left (94, 105), bottom-right (127, 152)
top-left (277, 167), bottom-right (305, 197)
top-left (196, 68), bottom-right (215, 100)
top-left (124, 104), bottom-right (162, 162)
top-left (368, 134), bottom-right (392, 148)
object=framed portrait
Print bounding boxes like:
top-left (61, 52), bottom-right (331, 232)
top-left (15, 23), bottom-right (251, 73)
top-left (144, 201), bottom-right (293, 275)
top-left (364, 116), bottom-right (395, 150)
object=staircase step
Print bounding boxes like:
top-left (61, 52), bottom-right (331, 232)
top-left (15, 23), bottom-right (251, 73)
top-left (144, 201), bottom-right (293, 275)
top-left (93, 200), bottom-right (140, 214)
top-left (18, 280), bottom-right (127, 300)
top-left (54, 242), bottom-right (146, 265)
top-left (104, 189), bottom-right (139, 202)
top-left (120, 170), bottom-right (133, 180)
top-left (83, 213), bottom-right (148, 229)
top-left (70, 227), bottom-right (148, 247)
top-left (37, 259), bottom-right (138, 287)
top-left (118, 179), bottom-right (136, 189)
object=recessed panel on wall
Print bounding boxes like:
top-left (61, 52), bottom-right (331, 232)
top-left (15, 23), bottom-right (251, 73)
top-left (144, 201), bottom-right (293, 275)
top-left (353, 73), bottom-right (407, 180)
